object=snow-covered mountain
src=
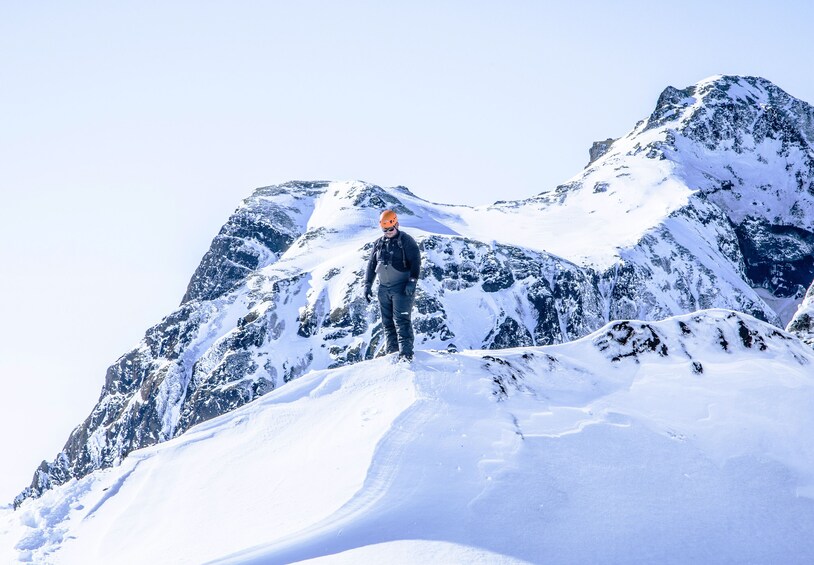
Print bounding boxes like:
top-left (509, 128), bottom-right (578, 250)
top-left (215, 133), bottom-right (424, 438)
top-left (13, 75), bottom-right (814, 513)
top-left (3, 311), bottom-right (814, 564)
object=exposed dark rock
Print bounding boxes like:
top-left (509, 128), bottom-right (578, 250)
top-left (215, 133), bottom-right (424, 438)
top-left (487, 317), bottom-right (533, 350)
top-left (595, 322), bottom-right (669, 362)
top-left (787, 281), bottom-right (814, 346)
top-left (588, 138), bottom-right (616, 166)
top-left (735, 218), bottom-right (814, 298)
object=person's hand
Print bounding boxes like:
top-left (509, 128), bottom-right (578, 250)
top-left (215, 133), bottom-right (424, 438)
top-left (364, 285), bottom-right (373, 303)
top-left (404, 279), bottom-right (417, 297)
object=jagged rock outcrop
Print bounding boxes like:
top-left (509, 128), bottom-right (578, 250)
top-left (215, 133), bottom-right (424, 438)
top-left (181, 181), bottom-right (325, 304)
top-left (588, 138), bottom-right (616, 165)
top-left (16, 75), bottom-right (814, 507)
top-left (788, 281), bottom-right (814, 346)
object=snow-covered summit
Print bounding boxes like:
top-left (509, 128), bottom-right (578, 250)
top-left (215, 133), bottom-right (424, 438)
top-left (4, 310), bottom-right (814, 564)
top-left (14, 75), bottom-right (814, 509)
top-left (493, 75), bottom-right (814, 265)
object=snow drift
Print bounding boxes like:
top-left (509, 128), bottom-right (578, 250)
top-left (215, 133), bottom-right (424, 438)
top-left (4, 310), bottom-right (814, 564)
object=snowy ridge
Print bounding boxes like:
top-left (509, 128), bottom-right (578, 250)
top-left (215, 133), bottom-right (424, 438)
top-left (15, 75), bottom-right (814, 508)
top-left (3, 310), bottom-right (814, 564)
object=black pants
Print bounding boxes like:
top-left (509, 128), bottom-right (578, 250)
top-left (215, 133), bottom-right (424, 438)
top-left (378, 283), bottom-right (415, 357)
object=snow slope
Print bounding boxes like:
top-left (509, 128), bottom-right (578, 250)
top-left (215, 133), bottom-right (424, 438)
top-left (4, 310), bottom-right (814, 564)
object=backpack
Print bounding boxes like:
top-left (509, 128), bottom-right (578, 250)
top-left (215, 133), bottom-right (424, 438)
top-left (375, 234), bottom-right (407, 267)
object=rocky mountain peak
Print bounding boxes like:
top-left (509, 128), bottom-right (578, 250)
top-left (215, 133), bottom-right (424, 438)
top-left (571, 75), bottom-right (814, 310)
top-left (645, 75), bottom-right (802, 133)
top-left (638, 75), bottom-right (814, 162)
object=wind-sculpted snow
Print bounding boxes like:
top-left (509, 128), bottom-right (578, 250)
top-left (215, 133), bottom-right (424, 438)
top-left (15, 75), bottom-right (814, 506)
top-left (4, 311), bottom-right (814, 564)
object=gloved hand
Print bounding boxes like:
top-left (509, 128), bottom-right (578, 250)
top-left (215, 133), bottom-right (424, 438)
top-left (404, 279), bottom-right (417, 297)
top-left (364, 285), bottom-right (373, 303)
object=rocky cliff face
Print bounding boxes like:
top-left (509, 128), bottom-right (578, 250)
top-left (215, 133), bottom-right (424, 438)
top-left (16, 75), bottom-right (814, 507)
top-left (788, 281), bottom-right (814, 346)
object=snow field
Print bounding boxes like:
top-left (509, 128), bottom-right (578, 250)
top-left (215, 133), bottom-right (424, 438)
top-left (5, 359), bottom-right (418, 564)
top-left (5, 310), bottom-right (814, 564)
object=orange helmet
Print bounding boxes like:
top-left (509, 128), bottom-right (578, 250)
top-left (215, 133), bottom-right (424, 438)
top-left (379, 210), bottom-right (398, 229)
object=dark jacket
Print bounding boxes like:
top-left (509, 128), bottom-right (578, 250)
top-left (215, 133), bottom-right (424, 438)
top-left (365, 230), bottom-right (421, 288)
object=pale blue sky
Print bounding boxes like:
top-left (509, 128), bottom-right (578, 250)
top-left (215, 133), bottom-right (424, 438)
top-left (2, 0), bottom-right (813, 502)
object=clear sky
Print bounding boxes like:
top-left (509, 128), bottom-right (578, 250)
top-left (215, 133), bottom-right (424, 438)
top-left (2, 0), bottom-right (813, 503)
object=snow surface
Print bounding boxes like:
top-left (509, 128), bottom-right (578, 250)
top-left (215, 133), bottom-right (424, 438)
top-left (400, 158), bottom-right (697, 270)
top-left (262, 173), bottom-right (699, 272)
top-left (3, 310), bottom-right (814, 564)
top-left (8, 76), bottom-right (814, 562)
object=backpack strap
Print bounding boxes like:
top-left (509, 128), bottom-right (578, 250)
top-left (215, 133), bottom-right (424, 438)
top-left (396, 235), bottom-right (406, 265)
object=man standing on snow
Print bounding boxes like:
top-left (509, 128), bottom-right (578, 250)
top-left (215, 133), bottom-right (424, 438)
top-left (364, 209), bottom-right (421, 361)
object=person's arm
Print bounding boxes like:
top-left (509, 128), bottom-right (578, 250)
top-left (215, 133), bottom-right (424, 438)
top-left (407, 236), bottom-right (421, 280)
top-left (403, 237), bottom-right (420, 297)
